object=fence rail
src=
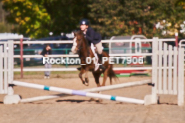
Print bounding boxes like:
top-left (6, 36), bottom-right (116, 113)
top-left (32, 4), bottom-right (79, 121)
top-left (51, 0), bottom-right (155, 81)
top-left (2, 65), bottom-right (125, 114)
top-left (0, 38), bottom-right (176, 44)
top-left (0, 38), bottom-right (180, 72)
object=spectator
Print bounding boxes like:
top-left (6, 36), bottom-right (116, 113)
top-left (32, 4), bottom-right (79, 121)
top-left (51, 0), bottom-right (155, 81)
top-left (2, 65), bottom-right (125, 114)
top-left (41, 44), bottom-right (52, 79)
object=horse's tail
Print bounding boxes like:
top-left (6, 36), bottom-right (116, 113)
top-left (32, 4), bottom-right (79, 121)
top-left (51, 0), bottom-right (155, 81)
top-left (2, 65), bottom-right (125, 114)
top-left (108, 66), bottom-right (119, 85)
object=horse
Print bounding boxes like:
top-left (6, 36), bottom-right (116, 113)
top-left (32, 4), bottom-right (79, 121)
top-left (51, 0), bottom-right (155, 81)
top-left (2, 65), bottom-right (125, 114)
top-left (71, 30), bottom-right (117, 88)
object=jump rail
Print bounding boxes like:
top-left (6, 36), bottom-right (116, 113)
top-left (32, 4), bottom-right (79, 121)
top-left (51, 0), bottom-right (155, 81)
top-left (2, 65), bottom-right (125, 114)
top-left (8, 81), bottom-right (146, 105)
top-left (20, 79), bottom-right (151, 103)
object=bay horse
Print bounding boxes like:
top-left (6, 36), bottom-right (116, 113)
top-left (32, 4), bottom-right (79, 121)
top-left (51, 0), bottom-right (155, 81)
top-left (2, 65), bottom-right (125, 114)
top-left (71, 30), bottom-right (117, 88)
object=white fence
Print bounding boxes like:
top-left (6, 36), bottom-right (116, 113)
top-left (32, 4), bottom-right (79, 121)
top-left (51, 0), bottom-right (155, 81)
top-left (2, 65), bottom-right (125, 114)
top-left (179, 40), bottom-right (185, 62)
top-left (152, 37), bottom-right (184, 106)
top-left (0, 38), bottom-right (178, 72)
top-left (0, 41), bottom-right (14, 94)
top-left (1, 38), bottom-right (184, 106)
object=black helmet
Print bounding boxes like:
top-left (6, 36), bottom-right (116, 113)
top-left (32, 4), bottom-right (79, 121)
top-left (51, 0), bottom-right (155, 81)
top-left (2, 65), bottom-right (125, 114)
top-left (79, 18), bottom-right (89, 25)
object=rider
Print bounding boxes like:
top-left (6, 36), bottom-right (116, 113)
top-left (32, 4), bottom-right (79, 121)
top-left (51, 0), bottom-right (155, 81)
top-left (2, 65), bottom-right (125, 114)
top-left (79, 18), bottom-right (105, 71)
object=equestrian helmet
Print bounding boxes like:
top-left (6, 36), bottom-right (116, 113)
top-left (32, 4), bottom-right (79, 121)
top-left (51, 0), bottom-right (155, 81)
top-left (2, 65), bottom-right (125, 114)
top-left (79, 19), bottom-right (89, 25)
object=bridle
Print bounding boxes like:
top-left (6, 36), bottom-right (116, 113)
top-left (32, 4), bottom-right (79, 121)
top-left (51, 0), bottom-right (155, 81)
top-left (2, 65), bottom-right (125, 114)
top-left (72, 33), bottom-right (90, 57)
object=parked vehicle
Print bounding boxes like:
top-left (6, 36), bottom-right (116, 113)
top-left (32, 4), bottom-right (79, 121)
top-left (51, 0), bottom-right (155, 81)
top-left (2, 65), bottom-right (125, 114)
top-left (109, 35), bottom-right (152, 64)
top-left (15, 35), bottom-right (73, 65)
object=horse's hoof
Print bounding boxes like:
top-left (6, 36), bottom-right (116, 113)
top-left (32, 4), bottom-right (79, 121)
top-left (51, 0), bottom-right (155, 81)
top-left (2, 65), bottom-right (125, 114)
top-left (85, 78), bottom-right (89, 83)
top-left (83, 81), bottom-right (89, 86)
top-left (96, 99), bottom-right (103, 103)
top-left (89, 98), bottom-right (96, 101)
top-left (85, 78), bottom-right (89, 86)
top-left (84, 82), bottom-right (89, 86)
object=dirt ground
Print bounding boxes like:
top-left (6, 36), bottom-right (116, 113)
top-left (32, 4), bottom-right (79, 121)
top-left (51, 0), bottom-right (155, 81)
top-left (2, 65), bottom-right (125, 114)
top-left (0, 73), bottom-right (185, 123)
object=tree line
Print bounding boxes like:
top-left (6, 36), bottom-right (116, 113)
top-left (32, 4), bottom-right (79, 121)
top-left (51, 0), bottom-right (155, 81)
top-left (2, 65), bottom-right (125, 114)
top-left (1, 0), bottom-right (185, 38)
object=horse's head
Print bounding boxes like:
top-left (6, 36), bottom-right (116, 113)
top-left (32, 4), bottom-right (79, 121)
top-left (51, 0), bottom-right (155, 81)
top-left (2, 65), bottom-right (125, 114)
top-left (71, 30), bottom-right (84, 54)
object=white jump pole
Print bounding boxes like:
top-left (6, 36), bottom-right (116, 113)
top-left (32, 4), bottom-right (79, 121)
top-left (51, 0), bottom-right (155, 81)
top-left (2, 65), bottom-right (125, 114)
top-left (0, 46), bottom-right (3, 94)
top-left (12, 81), bottom-right (145, 105)
top-left (20, 79), bottom-right (151, 103)
top-left (83, 79), bottom-right (151, 92)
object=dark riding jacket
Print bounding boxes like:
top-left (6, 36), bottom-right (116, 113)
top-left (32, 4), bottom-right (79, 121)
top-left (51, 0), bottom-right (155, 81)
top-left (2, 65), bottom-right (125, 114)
top-left (85, 27), bottom-right (101, 45)
top-left (41, 48), bottom-right (52, 56)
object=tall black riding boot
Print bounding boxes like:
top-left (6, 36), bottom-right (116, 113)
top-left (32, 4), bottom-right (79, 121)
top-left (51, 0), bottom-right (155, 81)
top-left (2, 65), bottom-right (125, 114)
top-left (98, 53), bottom-right (106, 71)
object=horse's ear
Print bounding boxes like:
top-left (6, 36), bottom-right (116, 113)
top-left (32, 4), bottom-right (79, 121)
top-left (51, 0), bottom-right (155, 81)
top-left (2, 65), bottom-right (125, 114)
top-left (73, 29), bottom-right (79, 36)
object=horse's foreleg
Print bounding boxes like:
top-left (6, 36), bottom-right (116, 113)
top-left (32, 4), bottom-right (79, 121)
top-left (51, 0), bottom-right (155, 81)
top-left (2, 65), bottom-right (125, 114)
top-left (84, 67), bottom-right (89, 85)
top-left (79, 68), bottom-right (86, 85)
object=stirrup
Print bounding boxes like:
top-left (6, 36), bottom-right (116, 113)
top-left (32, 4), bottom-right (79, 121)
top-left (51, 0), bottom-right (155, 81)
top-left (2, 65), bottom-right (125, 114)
top-left (99, 65), bottom-right (106, 71)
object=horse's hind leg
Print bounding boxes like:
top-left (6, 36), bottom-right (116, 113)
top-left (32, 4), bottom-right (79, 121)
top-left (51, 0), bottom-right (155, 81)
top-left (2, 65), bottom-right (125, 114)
top-left (91, 72), bottom-right (102, 102)
top-left (109, 67), bottom-right (113, 85)
top-left (92, 72), bottom-right (101, 87)
top-left (102, 68), bottom-right (109, 86)
top-left (109, 75), bottom-right (112, 85)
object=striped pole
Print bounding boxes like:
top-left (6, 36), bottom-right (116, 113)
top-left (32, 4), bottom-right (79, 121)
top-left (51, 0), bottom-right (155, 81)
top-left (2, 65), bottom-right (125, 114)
top-left (12, 81), bottom-right (145, 105)
top-left (20, 79), bottom-right (151, 103)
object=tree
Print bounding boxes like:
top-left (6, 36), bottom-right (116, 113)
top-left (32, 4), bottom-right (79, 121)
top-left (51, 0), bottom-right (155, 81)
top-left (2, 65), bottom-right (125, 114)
top-left (2, 0), bottom-right (185, 38)
top-left (43, 0), bottom-right (90, 36)
top-left (88, 0), bottom-right (126, 38)
top-left (88, 0), bottom-right (185, 38)
top-left (1, 0), bottom-right (90, 38)
top-left (176, 0), bottom-right (185, 9)
top-left (2, 0), bottom-right (51, 38)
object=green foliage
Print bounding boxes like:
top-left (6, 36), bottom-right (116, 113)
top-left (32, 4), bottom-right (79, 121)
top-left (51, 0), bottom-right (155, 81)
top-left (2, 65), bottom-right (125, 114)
top-left (88, 0), bottom-right (185, 38)
top-left (88, 0), bottom-right (127, 37)
top-left (2, 0), bottom-right (51, 38)
top-left (0, 22), bottom-right (12, 32)
top-left (42, 0), bottom-right (90, 35)
top-left (1, 0), bottom-right (185, 38)
top-left (1, 0), bottom-right (89, 38)
top-left (176, 0), bottom-right (185, 9)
